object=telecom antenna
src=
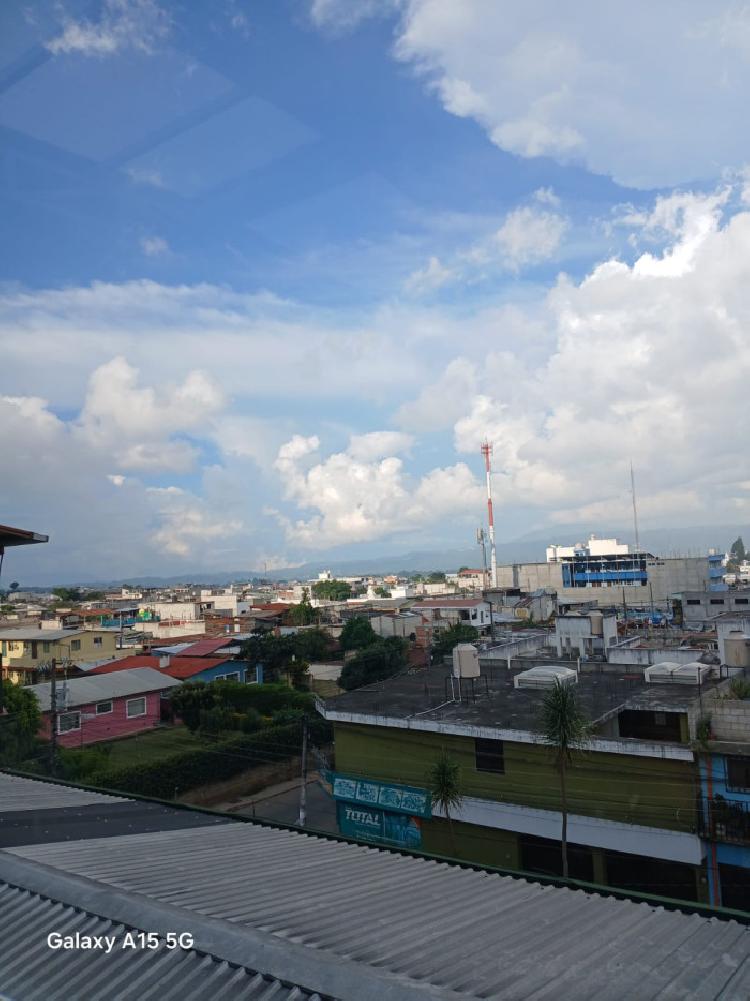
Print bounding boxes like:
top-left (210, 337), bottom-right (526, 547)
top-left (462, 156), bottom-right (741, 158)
top-left (481, 442), bottom-right (498, 587)
top-left (476, 527), bottom-right (488, 589)
top-left (630, 462), bottom-right (641, 553)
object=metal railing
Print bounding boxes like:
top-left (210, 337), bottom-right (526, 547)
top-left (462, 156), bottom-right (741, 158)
top-left (698, 796), bottom-right (750, 845)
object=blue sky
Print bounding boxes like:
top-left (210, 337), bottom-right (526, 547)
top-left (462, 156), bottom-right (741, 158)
top-left (2, 0), bottom-right (750, 582)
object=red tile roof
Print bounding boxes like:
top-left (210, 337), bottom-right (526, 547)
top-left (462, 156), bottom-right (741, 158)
top-left (89, 656), bottom-right (159, 674)
top-left (160, 657), bottom-right (232, 679)
top-left (255, 603), bottom-right (291, 613)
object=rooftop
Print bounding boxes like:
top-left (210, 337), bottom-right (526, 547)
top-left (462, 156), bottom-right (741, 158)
top-left (2, 793), bottom-right (748, 1000)
top-left (89, 655), bottom-right (233, 679)
top-left (0, 523), bottom-right (49, 548)
top-left (0, 627), bottom-right (83, 642)
top-left (415, 598), bottom-right (488, 608)
top-left (321, 663), bottom-right (721, 737)
top-left (25, 667), bottom-right (180, 710)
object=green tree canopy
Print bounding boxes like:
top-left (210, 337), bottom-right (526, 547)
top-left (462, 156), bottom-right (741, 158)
top-left (288, 588), bottom-right (316, 625)
top-left (339, 636), bottom-right (408, 691)
top-left (311, 579), bottom-right (352, 601)
top-left (426, 571), bottom-right (446, 583)
top-left (730, 536), bottom-right (746, 565)
top-left (169, 682), bottom-right (216, 734)
top-left (433, 623), bottom-right (479, 658)
top-left (52, 586), bottom-right (83, 603)
top-left (292, 627), bottom-right (331, 663)
top-left (340, 616), bottom-right (378, 652)
top-left (428, 751), bottom-right (463, 854)
top-left (0, 681), bottom-right (41, 766)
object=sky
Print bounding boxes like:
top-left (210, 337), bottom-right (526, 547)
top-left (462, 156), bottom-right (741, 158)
top-left (2, 0), bottom-right (750, 583)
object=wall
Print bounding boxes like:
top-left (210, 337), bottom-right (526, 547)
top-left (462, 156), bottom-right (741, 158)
top-left (1, 630), bottom-right (117, 673)
top-left (333, 723), bottom-right (699, 834)
top-left (40, 690), bottom-right (161, 747)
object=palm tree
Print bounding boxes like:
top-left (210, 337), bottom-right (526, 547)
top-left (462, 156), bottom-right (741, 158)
top-left (540, 679), bottom-right (589, 879)
top-left (429, 750), bottom-right (463, 857)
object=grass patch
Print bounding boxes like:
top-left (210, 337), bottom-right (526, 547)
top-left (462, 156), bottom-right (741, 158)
top-left (101, 726), bottom-right (204, 767)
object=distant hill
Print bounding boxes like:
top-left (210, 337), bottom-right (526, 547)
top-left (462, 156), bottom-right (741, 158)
top-left (32, 523), bottom-right (746, 588)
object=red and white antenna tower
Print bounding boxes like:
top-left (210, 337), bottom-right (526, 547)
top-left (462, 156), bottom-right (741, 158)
top-left (481, 441), bottom-right (498, 588)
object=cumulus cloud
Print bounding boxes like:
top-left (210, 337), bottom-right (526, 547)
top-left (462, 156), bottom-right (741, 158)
top-left (309, 0), bottom-right (402, 33)
top-left (406, 201), bottom-right (568, 295)
top-left (362, 0), bottom-right (750, 188)
top-left (46, 0), bottom-right (171, 56)
top-left (273, 432), bottom-right (484, 547)
top-left (397, 184), bottom-right (750, 529)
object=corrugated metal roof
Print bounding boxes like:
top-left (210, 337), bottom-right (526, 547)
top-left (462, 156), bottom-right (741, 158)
top-left (10, 822), bottom-right (750, 1000)
top-left (176, 637), bottom-right (236, 657)
top-left (0, 627), bottom-right (82, 641)
top-left (25, 667), bottom-right (180, 710)
top-left (0, 881), bottom-right (326, 1001)
top-left (0, 773), bottom-right (123, 811)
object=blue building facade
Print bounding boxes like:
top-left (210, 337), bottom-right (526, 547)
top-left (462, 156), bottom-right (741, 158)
top-left (698, 753), bottom-right (750, 909)
top-left (560, 550), bottom-right (650, 588)
top-left (181, 660), bottom-right (261, 685)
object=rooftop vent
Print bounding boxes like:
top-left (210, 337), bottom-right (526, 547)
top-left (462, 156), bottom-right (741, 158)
top-left (513, 665), bottom-right (577, 690)
top-left (645, 661), bottom-right (712, 684)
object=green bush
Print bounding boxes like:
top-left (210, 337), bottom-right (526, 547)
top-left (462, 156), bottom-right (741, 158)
top-left (57, 745), bottom-right (113, 781)
top-left (728, 676), bottom-right (750, 700)
top-left (86, 718), bottom-right (332, 798)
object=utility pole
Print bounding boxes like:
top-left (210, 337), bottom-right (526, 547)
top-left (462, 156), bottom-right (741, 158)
top-left (297, 716), bottom-right (308, 827)
top-left (49, 658), bottom-right (58, 777)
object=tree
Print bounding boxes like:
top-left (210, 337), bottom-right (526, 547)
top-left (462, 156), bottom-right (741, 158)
top-left (288, 588), bottom-right (316, 626)
top-left (428, 751), bottom-right (463, 856)
top-left (0, 681), bottom-right (41, 765)
top-left (293, 627), bottom-right (331, 663)
top-left (312, 579), bottom-right (352, 601)
top-left (539, 679), bottom-right (589, 880)
top-left (52, 586), bottom-right (82, 603)
top-left (433, 623), bottom-right (478, 659)
top-left (339, 637), bottom-right (408, 691)
top-left (729, 537), bottom-right (746, 567)
top-left (9, 582), bottom-right (18, 593)
top-left (170, 683), bottom-right (216, 733)
top-left (373, 586), bottom-right (391, 598)
top-left (426, 571), bottom-right (446, 583)
top-left (241, 633), bottom-right (296, 682)
top-left (340, 616), bottom-right (378, 652)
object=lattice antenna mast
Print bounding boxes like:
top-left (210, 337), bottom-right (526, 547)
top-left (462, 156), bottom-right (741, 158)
top-left (481, 442), bottom-right (498, 588)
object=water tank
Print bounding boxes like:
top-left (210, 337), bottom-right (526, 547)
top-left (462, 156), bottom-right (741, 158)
top-left (589, 610), bottom-right (604, 636)
top-left (724, 631), bottom-right (750, 668)
top-left (452, 644), bottom-right (480, 678)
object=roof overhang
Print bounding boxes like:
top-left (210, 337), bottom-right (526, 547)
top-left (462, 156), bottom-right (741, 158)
top-left (0, 524), bottom-right (49, 548)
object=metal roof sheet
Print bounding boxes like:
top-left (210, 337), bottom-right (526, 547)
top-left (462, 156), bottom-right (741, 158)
top-left (25, 667), bottom-right (180, 710)
top-left (9, 822), bottom-right (750, 1000)
top-left (0, 773), bottom-right (123, 812)
top-left (0, 881), bottom-right (326, 1001)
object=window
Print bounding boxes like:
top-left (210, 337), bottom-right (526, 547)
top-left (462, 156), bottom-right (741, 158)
top-left (686, 599), bottom-right (701, 606)
top-left (654, 712), bottom-right (667, 726)
top-left (42, 641), bottom-right (50, 652)
top-left (475, 738), bottom-right (505, 774)
top-left (126, 697), bottom-right (147, 718)
top-left (58, 712), bottom-right (80, 733)
top-left (71, 639), bottom-right (81, 651)
top-left (93, 636), bottom-right (103, 647)
top-left (735, 599), bottom-right (749, 605)
top-left (727, 757), bottom-right (750, 792)
top-left (95, 700), bottom-right (113, 714)
top-left (710, 599), bottom-right (725, 605)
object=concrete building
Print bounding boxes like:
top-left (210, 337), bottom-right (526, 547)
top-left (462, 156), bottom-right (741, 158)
top-left (414, 598), bottom-right (492, 632)
top-left (554, 610), bottom-right (619, 658)
top-left (676, 590), bottom-right (750, 629)
top-left (0, 627), bottom-right (118, 683)
top-left (320, 663), bottom-right (724, 902)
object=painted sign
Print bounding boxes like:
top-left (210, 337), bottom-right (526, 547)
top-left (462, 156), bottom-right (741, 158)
top-left (337, 801), bottom-right (423, 848)
top-left (330, 772), bottom-right (431, 819)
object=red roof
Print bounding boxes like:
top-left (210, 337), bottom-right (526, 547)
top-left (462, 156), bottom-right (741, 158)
top-left (176, 637), bottom-right (236, 657)
top-left (160, 657), bottom-right (232, 679)
top-left (255, 603), bottom-right (291, 613)
top-left (89, 656), bottom-right (159, 674)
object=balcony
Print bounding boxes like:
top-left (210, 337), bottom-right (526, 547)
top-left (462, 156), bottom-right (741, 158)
top-left (698, 796), bottom-right (750, 845)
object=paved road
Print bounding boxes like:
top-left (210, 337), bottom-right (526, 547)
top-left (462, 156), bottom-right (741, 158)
top-left (240, 780), bottom-right (338, 834)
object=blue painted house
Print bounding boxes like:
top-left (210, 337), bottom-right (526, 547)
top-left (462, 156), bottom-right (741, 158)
top-left (698, 750), bottom-right (750, 908)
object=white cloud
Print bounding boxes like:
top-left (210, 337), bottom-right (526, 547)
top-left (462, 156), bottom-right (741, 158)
top-left (397, 184), bottom-right (750, 530)
top-left (140, 235), bottom-right (169, 257)
top-left (46, 0), bottom-right (171, 57)
top-left (309, 0), bottom-right (402, 33)
top-left (108, 474), bottom-right (126, 486)
top-left (148, 487), bottom-right (242, 557)
top-left (384, 1), bottom-right (750, 188)
top-left (125, 167), bottom-right (165, 188)
top-left (404, 255), bottom-right (455, 295)
top-left (273, 432), bottom-right (484, 547)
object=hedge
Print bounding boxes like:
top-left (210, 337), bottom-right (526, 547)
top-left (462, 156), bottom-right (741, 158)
top-left (87, 717), bottom-right (332, 799)
top-left (212, 682), bottom-right (316, 716)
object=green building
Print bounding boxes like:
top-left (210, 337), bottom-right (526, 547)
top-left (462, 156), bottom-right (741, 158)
top-left (320, 662), bottom-right (715, 902)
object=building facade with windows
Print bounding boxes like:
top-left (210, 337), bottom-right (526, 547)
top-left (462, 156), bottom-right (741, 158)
top-left (0, 627), bottom-right (118, 683)
top-left (24, 667), bottom-right (179, 747)
top-left (319, 665), bottom-right (719, 902)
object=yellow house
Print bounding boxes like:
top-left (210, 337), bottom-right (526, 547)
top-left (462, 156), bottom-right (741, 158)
top-left (0, 628), bottom-right (118, 684)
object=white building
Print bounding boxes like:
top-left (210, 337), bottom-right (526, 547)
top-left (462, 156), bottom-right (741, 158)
top-left (546, 536), bottom-right (630, 562)
top-left (555, 611), bottom-right (619, 658)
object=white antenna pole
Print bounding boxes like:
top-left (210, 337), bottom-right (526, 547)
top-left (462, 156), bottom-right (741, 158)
top-left (630, 461), bottom-right (641, 552)
top-left (481, 442), bottom-right (498, 587)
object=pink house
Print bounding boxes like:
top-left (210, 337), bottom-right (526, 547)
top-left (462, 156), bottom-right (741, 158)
top-left (25, 667), bottom-right (180, 748)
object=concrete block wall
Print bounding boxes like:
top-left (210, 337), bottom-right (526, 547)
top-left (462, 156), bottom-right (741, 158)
top-left (687, 685), bottom-right (750, 741)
